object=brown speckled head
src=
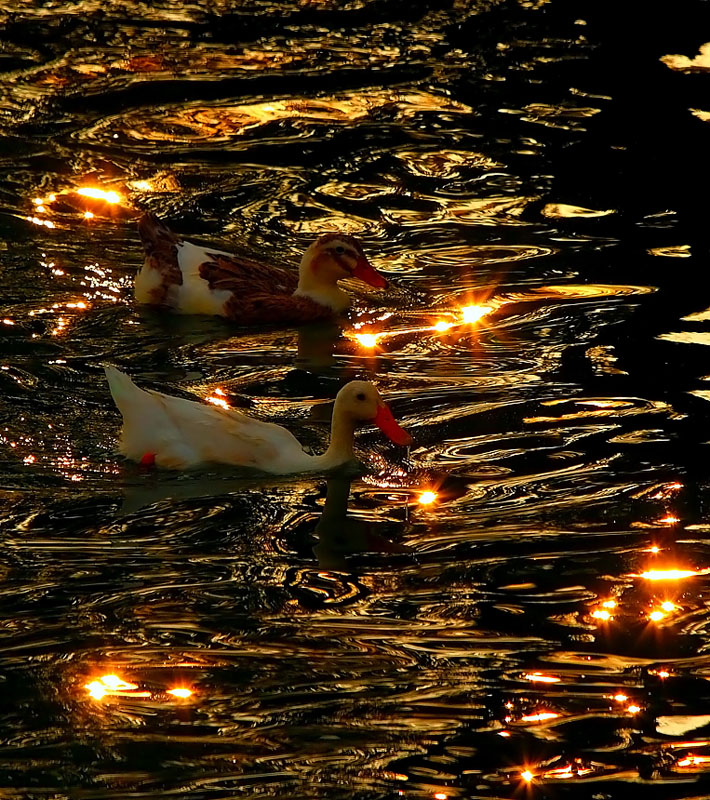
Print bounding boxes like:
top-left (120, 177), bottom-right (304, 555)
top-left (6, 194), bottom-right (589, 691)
top-left (315, 232), bottom-right (366, 254)
top-left (311, 233), bottom-right (387, 289)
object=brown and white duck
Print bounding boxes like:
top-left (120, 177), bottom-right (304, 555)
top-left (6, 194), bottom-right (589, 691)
top-left (135, 213), bottom-right (388, 325)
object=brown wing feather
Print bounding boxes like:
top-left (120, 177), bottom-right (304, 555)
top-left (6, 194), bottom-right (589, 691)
top-left (200, 253), bottom-right (298, 295)
top-left (223, 292), bottom-right (335, 326)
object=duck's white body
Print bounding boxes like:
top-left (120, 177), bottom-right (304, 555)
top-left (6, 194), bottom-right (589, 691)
top-left (135, 240), bottom-right (237, 317)
top-left (105, 367), bottom-right (411, 474)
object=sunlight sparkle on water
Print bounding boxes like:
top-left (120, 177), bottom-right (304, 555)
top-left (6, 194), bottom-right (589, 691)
top-left (613, 693), bottom-right (628, 703)
top-left (521, 770), bottom-right (534, 782)
top-left (678, 755), bottom-right (710, 768)
top-left (100, 674), bottom-right (137, 690)
top-left (77, 187), bottom-right (122, 204)
top-left (85, 674), bottom-right (140, 700)
top-left (627, 705), bottom-right (642, 714)
top-left (167, 688), bottom-right (193, 698)
top-left (641, 569), bottom-right (704, 580)
top-left (520, 711), bottom-right (559, 723)
top-left (418, 491), bottom-right (438, 505)
top-left (27, 216), bottom-right (55, 229)
top-left (462, 304), bottom-right (492, 323)
top-left (353, 332), bottom-right (380, 348)
top-left (433, 320), bottom-right (453, 332)
top-left (591, 609), bottom-right (612, 620)
top-left (523, 673), bottom-right (561, 683)
top-left (649, 610), bottom-right (666, 622)
top-left (206, 394), bottom-right (230, 410)
top-left (86, 681), bottom-right (107, 699)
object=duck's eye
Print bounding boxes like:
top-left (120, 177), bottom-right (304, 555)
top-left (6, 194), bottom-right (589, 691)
top-left (356, 392), bottom-right (366, 401)
top-left (334, 246), bottom-right (345, 254)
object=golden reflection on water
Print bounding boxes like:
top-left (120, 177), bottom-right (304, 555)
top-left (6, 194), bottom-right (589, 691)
top-left (384, 194), bottom-right (535, 228)
top-left (648, 244), bottom-right (691, 258)
top-left (85, 674), bottom-right (195, 703)
top-left (661, 42), bottom-right (710, 71)
top-left (395, 148), bottom-right (503, 178)
top-left (541, 203), bottom-right (615, 218)
top-left (518, 711), bottom-right (560, 723)
top-left (640, 569), bottom-right (709, 580)
top-left (86, 89), bottom-right (471, 146)
top-left (76, 187), bottom-right (122, 204)
top-left (523, 673), bottom-right (560, 683)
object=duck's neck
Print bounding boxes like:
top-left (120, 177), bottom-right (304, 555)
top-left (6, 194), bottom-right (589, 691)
top-left (294, 257), bottom-right (350, 312)
top-left (309, 406), bottom-right (356, 470)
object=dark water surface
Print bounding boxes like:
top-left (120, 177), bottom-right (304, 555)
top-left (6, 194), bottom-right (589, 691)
top-left (2, 1), bottom-right (710, 798)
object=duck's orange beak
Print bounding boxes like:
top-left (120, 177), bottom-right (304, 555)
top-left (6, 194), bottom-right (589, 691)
top-left (353, 256), bottom-right (388, 289)
top-left (374, 403), bottom-right (412, 446)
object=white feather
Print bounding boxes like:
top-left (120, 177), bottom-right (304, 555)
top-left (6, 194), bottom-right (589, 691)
top-left (105, 366), bottom-right (314, 473)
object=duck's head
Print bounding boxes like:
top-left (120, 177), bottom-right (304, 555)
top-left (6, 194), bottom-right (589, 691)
top-left (335, 381), bottom-right (412, 445)
top-left (301, 234), bottom-right (388, 290)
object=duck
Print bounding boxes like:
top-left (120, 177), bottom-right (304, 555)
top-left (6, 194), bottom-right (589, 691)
top-left (135, 213), bottom-right (388, 325)
top-left (105, 366), bottom-right (412, 473)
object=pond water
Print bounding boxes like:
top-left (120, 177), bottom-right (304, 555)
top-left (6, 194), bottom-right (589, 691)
top-left (2, 1), bottom-right (710, 798)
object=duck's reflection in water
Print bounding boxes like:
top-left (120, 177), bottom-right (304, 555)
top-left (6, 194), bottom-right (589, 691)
top-left (119, 471), bottom-right (260, 516)
top-left (313, 475), bottom-right (412, 570)
top-left (296, 321), bottom-right (343, 373)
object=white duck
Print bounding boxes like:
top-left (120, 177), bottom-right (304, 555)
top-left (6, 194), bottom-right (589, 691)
top-left (105, 366), bottom-right (412, 473)
top-left (135, 213), bottom-right (388, 324)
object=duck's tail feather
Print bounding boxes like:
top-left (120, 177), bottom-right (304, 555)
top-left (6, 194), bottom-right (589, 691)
top-left (135, 214), bottom-right (184, 305)
top-left (104, 365), bottom-right (150, 417)
top-left (105, 365), bottom-right (180, 463)
top-left (138, 212), bottom-right (180, 257)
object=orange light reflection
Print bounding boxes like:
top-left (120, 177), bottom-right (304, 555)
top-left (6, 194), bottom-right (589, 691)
top-left (353, 332), bottom-right (380, 348)
top-left (77, 187), bottom-right (122, 204)
top-left (520, 712), bottom-right (560, 723)
top-left (462, 304), bottom-right (493, 324)
top-left (205, 395), bottom-right (230, 410)
top-left (85, 673), bottom-right (151, 700)
top-left (523, 673), bottom-right (561, 683)
top-left (640, 569), bottom-right (705, 580)
top-left (418, 491), bottom-right (438, 505)
top-left (167, 687), bottom-right (193, 698)
top-left (591, 609), bottom-right (612, 621)
top-left (677, 755), bottom-right (710, 768)
top-left (432, 321), bottom-right (453, 332)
